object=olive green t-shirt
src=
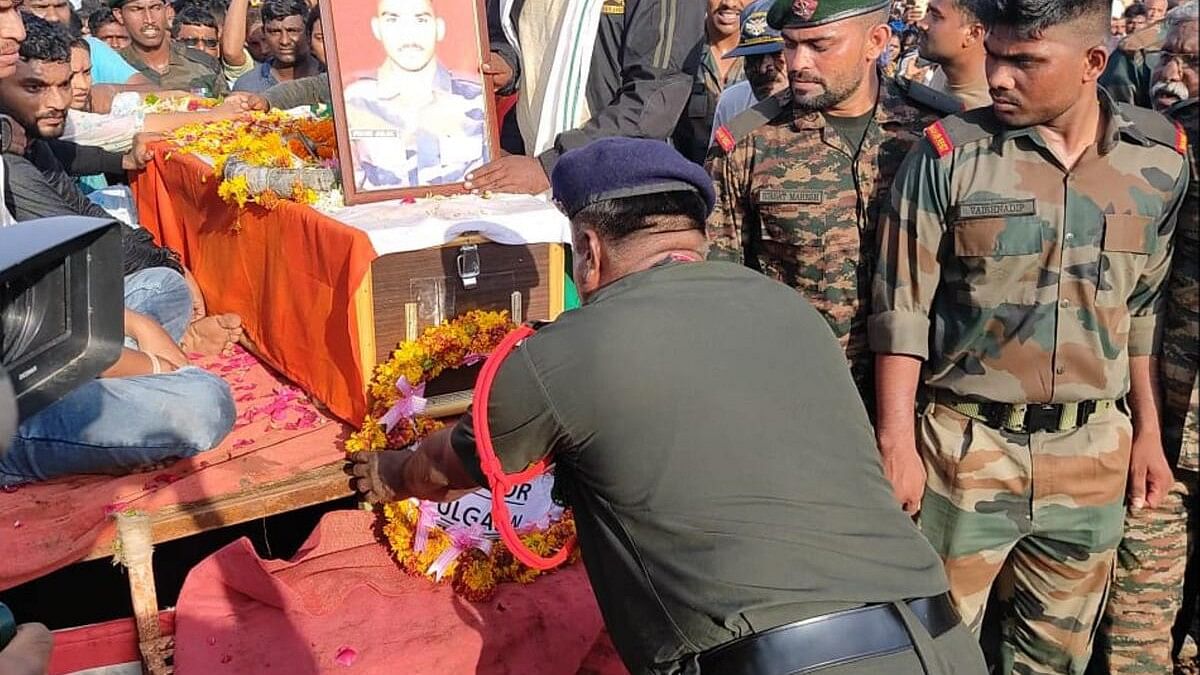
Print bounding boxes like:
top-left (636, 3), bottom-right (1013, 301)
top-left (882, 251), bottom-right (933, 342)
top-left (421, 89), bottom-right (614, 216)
top-left (824, 110), bottom-right (874, 156)
top-left (452, 261), bottom-right (947, 674)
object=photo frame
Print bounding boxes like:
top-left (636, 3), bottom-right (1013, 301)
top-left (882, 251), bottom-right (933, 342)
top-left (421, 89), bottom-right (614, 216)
top-left (320, 0), bottom-right (500, 205)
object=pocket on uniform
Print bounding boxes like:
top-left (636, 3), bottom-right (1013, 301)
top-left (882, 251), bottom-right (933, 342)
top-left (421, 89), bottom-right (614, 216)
top-left (953, 216), bottom-right (1043, 305)
top-left (1097, 214), bottom-right (1154, 305)
top-left (757, 202), bottom-right (827, 291)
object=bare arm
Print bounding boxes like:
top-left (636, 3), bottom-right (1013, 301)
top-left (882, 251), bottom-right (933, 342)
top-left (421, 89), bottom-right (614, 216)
top-left (874, 354), bottom-right (926, 514)
top-left (1126, 354), bottom-right (1171, 510)
top-left (222, 0), bottom-right (251, 68)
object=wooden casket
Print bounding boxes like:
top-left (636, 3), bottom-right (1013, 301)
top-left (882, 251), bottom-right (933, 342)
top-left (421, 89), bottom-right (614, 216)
top-left (353, 234), bottom-right (566, 415)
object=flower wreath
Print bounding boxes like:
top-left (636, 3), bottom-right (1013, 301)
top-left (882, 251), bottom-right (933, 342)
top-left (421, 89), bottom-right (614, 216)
top-left (345, 310), bottom-right (578, 601)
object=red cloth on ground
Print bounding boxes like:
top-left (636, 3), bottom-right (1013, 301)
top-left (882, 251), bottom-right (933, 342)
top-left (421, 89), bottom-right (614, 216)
top-left (0, 347), bottom-right (349, 591)
top-left (173, 509), bottom-right (627, 674)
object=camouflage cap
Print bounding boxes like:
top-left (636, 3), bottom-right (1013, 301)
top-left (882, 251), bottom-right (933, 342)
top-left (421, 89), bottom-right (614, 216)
top-left (726, 0), bottom-right (784, 58)
top-left (767, 0), bottom-right (892, 29)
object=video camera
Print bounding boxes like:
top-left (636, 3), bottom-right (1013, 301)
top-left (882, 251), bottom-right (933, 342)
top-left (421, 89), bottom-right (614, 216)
top-left (1, 216), bottom-right (127, 649)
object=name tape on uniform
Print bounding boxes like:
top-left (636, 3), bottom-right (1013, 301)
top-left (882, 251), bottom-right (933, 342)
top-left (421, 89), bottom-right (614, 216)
top-left (956, 199), bottom-right (1037, 220)
top-left (758, 189), bottom-right (824, 204)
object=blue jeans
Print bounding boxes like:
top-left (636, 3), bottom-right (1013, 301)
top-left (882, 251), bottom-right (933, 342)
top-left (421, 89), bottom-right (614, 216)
top-left (0, 268), bottom-right (235, 486)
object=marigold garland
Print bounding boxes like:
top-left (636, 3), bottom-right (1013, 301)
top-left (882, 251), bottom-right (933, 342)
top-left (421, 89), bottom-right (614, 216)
top-left (170, 111), bottom-right (338, 213)
top-left (346, 310), bottom-right (578, 599)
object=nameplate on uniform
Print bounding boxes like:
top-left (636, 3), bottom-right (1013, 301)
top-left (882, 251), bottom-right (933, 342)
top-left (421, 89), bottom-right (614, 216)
top-left (758, 189), bottom-right (824, 204)
top-left (602, 0), bottom-right (624, 14)
top-left (956, 199), bottom-right (1037, 219)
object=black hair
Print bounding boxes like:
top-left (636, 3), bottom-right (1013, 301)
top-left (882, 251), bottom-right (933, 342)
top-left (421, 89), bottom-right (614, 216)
top-left (260, 0), bottom-right (307, 25)
top-left (87, 6), bottom-right (119, 33)
top-left (172, 4), bottom-right (218, 35)
top-left (968, 0), bottom-right (1111, 37)
top-left (67, 7), bottom-right (83, 37)
top-left (19, 13), bottom-right (72, 63)
top-left (1124, 3), bottom-right (1148, 18)
top-left (69, 35), bottom-right (89, 51)
top-left (573, 191), bottom-right (708, 242)
top-left (305, 5), bottom-right (319, 35)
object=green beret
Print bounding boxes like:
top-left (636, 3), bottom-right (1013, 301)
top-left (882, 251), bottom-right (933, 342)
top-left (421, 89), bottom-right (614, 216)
top-left (767, 0), bottom-right (891, 29)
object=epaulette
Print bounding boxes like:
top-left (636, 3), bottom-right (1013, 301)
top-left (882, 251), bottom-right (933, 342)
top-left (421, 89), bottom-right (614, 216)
top-left (711, 92), bottom-right (789, 154)
top-left (894, 76), bottom-right (964, 116)
top-left (1117, 102), bottom-right (1189, 155)
top-left (1118, 22), bottom-right (1166, 54)
top-left (922, 107), bottom-right (997, 158)
top-left (179, 45), bottom-right (219, 69)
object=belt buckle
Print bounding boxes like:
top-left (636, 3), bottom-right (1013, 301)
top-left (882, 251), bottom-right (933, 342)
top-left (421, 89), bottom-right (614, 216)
top-left (1025, 404), bottom-right (1061, 434)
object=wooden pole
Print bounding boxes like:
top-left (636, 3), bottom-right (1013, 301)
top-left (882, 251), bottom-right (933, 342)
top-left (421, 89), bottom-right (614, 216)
top-left (115, 511), bottom-right (170, 674)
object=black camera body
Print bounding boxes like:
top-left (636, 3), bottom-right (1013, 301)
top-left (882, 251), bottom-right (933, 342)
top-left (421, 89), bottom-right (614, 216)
top-left (1, 217), bottom-right (126, 445)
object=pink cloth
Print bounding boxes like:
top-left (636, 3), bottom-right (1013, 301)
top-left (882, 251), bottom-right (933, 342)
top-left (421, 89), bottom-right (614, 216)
top-left (173, 509), bottom-right (626, 674)
top-left (0, 347), bottom-right (347, 590)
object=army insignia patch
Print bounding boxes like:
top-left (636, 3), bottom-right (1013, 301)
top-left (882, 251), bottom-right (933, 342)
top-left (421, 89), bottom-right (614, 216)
top-left (924, 120), bottom-right (954, 158)
top-left (1175, 122), bottom-right (1188, 155)
top-left (745, 15), bottom-right (768, 36)
top-left (714, 126), bottom-right (736, 153)
top-left (792, 0), bottom-right (819, 20)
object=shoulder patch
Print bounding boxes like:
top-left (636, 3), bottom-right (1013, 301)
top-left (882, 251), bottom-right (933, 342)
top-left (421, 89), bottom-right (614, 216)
top-left (717, 93), bottom-right (790, 152)
top-left (899, 77), bottom-right (965, 116)
top-left (1117, 102), bottom-right (1187, 154)
top-left (924, 120), bottom-right (954, 158)
top-left (714, 125), bottom-right (735, 153)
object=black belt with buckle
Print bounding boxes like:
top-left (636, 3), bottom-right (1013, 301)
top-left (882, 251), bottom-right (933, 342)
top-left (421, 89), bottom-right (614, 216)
top-left (697, 594), bottom-right (961, 675)
top-left (927, 391), bottom-right (1121, 434)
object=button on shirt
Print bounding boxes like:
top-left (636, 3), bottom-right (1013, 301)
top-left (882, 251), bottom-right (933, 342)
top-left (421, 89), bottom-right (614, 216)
top-left (869, 91), bottom-right (1189, 404)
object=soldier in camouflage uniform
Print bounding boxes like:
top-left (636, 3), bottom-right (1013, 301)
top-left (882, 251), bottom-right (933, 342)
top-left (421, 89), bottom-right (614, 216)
top-left (705, 0), bottom-right (961, 406)
top-left (868, 0), bottom-right (1190, 672)
top-left (1095, 5), bottom-right (1200, 673)
top-left (111, 0), bottom-right (227, 96)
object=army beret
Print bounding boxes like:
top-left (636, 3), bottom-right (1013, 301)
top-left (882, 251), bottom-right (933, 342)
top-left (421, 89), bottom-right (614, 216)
top-left (551, 138), bottom-right (716, 219)
top-left (726, 0), bottom-right (784, 58)
top-left (767, 0), bottom-right (892, 30)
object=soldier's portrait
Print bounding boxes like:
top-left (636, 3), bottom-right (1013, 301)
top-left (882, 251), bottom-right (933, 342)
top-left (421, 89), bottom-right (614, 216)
top-left (321, 0), bottom-right (499, 204)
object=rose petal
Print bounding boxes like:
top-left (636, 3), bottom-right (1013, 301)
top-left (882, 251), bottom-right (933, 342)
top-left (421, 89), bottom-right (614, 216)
top-left (334, 646), bottom-right (357, 667)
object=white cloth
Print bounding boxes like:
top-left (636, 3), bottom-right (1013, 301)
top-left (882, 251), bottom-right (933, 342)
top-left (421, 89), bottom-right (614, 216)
top-left (318, 193), bottom-right (572, 256)
top-left (708, 81), bottom-right (761, 147)
top-left (0, 160), bottom-right (13, 227)
top-left (502, 0), bottom-right (605, 155)
top-left (62, 108), bottom-right (145, 153)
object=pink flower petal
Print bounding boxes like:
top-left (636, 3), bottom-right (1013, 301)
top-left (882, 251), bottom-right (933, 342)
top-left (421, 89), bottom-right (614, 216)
top-left (334, 646), bottom-right (357, 667)
top-left (103, 502), bottom-right (128, 517)
top-left (232, 439), bottom-right (254, 448)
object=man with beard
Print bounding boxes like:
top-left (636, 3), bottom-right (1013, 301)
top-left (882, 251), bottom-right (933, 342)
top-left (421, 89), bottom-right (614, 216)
top-left (1101, 0), bottom-right (1171, 106)
top-left (708, 0), bottom-right (789, 142)
top-left (0, 14), bottom-right (237, 488)
top-left (672, 0), bottom-right (746, 165)
top-left (111, 0), bottom-right (226, 96)
top-left (232, 0), bottom-right (321, 93)
top-left (343, 0), bottom-right (485, 190)
top-left (870, 0), bottom-right (1189, 671)
top-left (350, 136), bottom-right (987, 675)
top-left (706, 0), bottom-right (961, 409)
top-left (1094, 4), bottom-right (1200, 672)
top-left (912, 0), bottom-right (989, 109)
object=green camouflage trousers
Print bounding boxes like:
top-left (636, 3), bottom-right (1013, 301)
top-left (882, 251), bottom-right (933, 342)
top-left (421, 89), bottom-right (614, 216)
top-left (1095, 469), bottom-right (1197, 673)
top-left (917, 402), bottom-right (1131, 675)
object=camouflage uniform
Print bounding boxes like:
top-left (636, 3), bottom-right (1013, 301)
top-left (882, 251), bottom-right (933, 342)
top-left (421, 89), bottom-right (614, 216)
top-left (343, 65), bottom-right (486, 189)
top-left (120, 42), bottom-right (228, 96)
top-left (672, 46), bottom-right (744, 165)
top-left (706, 74), bottom-right (960, 404)
top-left (1097, 97), bottom-right (1200, 675)
top-left (869, 91), bottom-right (1190, 674)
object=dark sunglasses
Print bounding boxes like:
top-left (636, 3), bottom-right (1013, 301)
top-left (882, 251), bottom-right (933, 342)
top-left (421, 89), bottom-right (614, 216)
top-left (179, 37), bottom-right (219, 49)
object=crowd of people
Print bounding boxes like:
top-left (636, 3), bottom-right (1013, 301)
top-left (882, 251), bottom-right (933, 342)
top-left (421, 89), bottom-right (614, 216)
top-left (0, 0), bottom-right (1195, 673)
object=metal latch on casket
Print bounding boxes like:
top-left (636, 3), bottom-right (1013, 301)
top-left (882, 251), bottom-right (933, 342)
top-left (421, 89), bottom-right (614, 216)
top-left (457, 244), bottom-right (480, 289)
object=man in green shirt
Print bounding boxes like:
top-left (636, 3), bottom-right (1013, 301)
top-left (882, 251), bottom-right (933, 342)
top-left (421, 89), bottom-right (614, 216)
top-left (111, 0), bottom-right (227, 96)
top-left (349, 137), bottom-right (985, 675)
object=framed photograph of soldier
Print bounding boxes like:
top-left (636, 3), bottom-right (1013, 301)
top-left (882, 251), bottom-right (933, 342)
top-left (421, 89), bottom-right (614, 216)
top-left (319, 0), bottom-right (499, 205)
